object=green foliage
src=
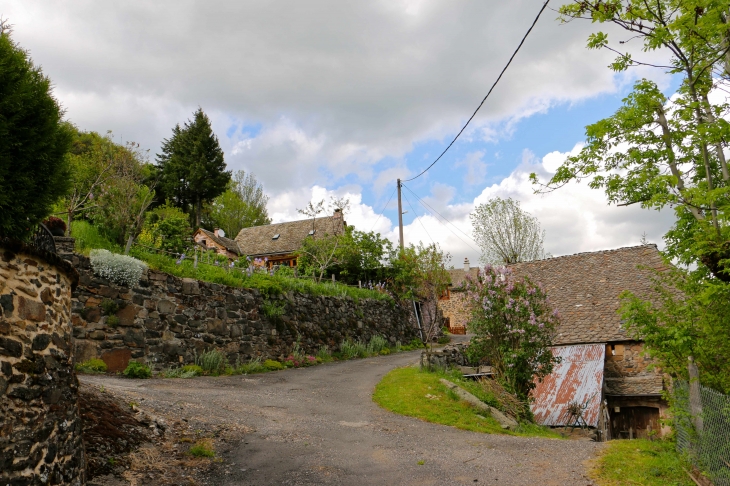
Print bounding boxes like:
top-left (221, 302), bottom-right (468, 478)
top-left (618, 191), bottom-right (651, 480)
top-left (339, 338), bottom-right (368, 359)
top-left (334, 227), bottom-right (395, 284)
top-left (100, 299), bottom-right (119, 315)
top-left (437, 336), bottom-right (451, 345)
top-left (162, 365), bottom-right (200, 378)
top-left (620, 267), bottom-right (730, 393)
top-left (157, 108), bottom-right (230, 226)
top-left (261, 300), bottom-right (286, 320)
top-left (182, 364), bottom-right (204, 376)
top-left (0, 24), bottom-right (73, 238)
top-left (138, 202), bottom-right (192, 254)
top-left (90, 249), bottom-right (147, 288)
top-left (465, 265), bottom-right (561, 399)
top-left (123, 361), bottom-right (151, 379)
top-left (373, 366), bottom-right (561, 438)
top-left (236, 357), bottom-right (266, 374)
top-left (316, 345), bottom-right (333, 362)
top-left (75, 359), bottom-right (108, 374)
top-left (187, 440), bottom-right (215, 458)
top-left (208, 170), bottom-right (271, 238)
top-left (263, 359), bottom-right (285, 371)
top-left (72, 221), bottom-right (124, 255)
top-left (366, 335), bottom-right (389, 355)
top-left (590, 439), bottom-right (692, 486)
top-left (106, 315), bottom-right (119, 327)
top-left (195, 349), bottom-right (227, 376)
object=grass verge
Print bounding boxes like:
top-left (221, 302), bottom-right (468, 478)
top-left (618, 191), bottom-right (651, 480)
top-left (589, 439), bottom-right (693, 486)
top-left (373, 366), bottom-right (561, 438)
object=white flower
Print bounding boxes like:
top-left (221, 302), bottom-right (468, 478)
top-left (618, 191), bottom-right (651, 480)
top-left (90, 249), bottom-right (147, 288)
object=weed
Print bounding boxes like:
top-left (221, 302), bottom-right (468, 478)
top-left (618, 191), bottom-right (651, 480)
top-left (379, 348), bottom-right (391, 355)
top-left (188, 440), bottom-right (215, 458)
top-left (123, 361), bottom-right (151, 379)
top-left (195, 349), bottom-right (227, 376)
top-left (163, 364), bottom-right (203, 378)
top-left (129, 401), bottom-right (138, 409)
top-left (107, 457), bottom-right (117, 466)
top-left (75, 359), bottom-right (108, 374)
top-left (237, 357), bottom-right (266, 374)
top-left (261, 300), bottom-right (286, 320)
top-left (417, 460), bottom-right (425, 465)
top-left (367, 335), bottom-right (389, 355)
top-left (590, 439), bottom-right (693, 486)
top-left (316, 345), bottom-right (333, 362)
top-left (263, 359), bottom-right (285, 371)
top-left (340, 338), bottom-right (368, 359)
top-left (100, 299), bottom-right (119, 315)
top-left (106, 315), bottom-right (119, 327)
top-left (437, 336), bottom-right (451, 345)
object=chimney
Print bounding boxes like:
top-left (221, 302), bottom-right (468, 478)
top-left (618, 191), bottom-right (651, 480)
top-left (464, 258), bottom-right (470, 272)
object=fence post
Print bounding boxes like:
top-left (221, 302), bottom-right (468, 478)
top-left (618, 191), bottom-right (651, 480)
top-left (688, 356), bottom-right (703, 433)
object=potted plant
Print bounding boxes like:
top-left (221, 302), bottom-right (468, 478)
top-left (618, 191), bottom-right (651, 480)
top-left (43, 216), bottom-right (67, 237)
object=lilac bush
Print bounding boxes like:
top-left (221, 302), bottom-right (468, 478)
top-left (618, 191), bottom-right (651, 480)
top-left (464, 265), bottom-right (561, 399)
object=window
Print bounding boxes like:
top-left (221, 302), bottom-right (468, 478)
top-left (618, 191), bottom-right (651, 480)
top-left (272, 234), bottom-right (280, 240)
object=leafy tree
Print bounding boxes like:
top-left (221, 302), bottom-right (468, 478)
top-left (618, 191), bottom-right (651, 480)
top-left (209, 170), bottom-right (270, 237)
top-left (620, 267), bottom-right (730, 393)
top-left (157, 108), bottom-right (230, 227)
top-left (464, 265), bottom-right (561, 399)
top-left (137, 202), bottom-right (191, 254)
top-left (533, 0), bottom-right (730, 281)
top-left (470, 197), bottom-right (547, 264)
top-left (0, 20), bottom-right (73, 239)
top-left (334, 227), bottom-right (394, 284)
top-left (297, 199), bottom-right (325, 233)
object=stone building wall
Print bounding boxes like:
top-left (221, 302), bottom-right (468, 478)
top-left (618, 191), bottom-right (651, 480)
top-left (604, 341), bottom-right (655, 377)
top-left (0, 241), bottom-right (85, 485)
top-left (67, 254), bottom-right (416, 371)
top-left (438, 291), bottom-right (471, 331)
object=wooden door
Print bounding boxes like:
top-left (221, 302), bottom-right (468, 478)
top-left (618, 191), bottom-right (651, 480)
top-left (610, 406), bottom-right (660, 439)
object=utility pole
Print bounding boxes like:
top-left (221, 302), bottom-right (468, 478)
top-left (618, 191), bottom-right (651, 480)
top-left (397, 179), bottom-right (404, 251)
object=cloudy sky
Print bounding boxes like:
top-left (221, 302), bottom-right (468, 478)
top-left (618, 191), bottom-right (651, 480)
top-left (5, 0), bottom-right (678, 266)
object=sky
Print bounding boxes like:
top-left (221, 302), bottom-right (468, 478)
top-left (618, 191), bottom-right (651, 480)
top-left (4, 1), bottom-right (679, 267)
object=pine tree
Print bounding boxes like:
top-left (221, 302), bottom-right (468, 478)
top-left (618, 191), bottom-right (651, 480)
top-left (156, 109), bottom-right (230, 226)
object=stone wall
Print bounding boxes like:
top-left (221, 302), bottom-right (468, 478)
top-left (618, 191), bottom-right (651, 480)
top-left (0, 241), bottom-right (85, 485)
top-left (604, 341), bottom-right (655, 377)
top-left (67, 254), bottom-right (416, 371)
top-left (438, 291), bottom-right (471, 331)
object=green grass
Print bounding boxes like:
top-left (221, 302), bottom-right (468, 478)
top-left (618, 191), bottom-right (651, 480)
top-left (129, 248), bottom-right (391, 301)
top-left (75, 358), bottom-right (108, 374)
top-left (590, 439), bottom-right (693, 486)
top-left (71, 221), bottom-right (124, 255)
top-left (187, 440), bottom-right (215, 458)
top-left (373, 366), bottom-right (562, 438)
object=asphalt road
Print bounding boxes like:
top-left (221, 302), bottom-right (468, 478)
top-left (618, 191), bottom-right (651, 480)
top-left (82, 351), bottom-right (601, 486)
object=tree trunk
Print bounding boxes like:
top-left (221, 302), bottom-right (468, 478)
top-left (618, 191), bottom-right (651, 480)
top-left (66, 209), bottom-right (73, 237)
top-left (124, 234), bottom-right (134, 255)
top-left (195, 197), bottom-right (202, 228)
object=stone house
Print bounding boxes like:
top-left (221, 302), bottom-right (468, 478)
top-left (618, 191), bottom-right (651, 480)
top-left (193, 228), bottom-right (242, 260)
top-left (440, 258), bottom-right (478, 333)
top-left (233, 209), bottom-right (346, 269)
top-left (441, 245), bottom-right (670, 439)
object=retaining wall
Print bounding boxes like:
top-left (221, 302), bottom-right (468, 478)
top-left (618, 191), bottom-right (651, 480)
top-left (66, 253), bottom-right (417, 371)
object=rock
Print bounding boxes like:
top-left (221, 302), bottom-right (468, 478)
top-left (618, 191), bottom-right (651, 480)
top-left (17, 296), bottom-right (46, 322)
top-left (157, 300), bottom-right (176, 315)
top-left (181, 278), bottom-right (199, 295)
top-left (439, 378), bottom-right (518, 430)
top-left (100, 348), bottom-right (132, 373)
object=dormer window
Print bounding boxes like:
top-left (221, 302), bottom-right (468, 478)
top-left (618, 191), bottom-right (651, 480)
top-left (308, 229), bottom-right (315, 236)
top-left (272, 234), bottom-right (280, 240)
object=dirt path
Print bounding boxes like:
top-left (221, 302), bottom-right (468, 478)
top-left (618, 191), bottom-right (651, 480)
top-left (81, 351), bottom-right (601, 485)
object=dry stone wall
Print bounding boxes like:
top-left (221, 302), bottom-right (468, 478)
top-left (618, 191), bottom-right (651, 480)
top-left (66, 254), bottom-right (416, 371)
top-left (0, 241), bottom-right (84, 486)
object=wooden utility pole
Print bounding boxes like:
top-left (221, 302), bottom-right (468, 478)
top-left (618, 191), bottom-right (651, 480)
top-left (397, 179), bottom-right (404, 251)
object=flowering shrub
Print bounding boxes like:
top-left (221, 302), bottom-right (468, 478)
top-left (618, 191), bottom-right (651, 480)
top-left (42, 216), bottom-right (67, 235)
top-left (90, 249), bottom-right (147, 288)
top-left (464, 265), bottom-right (561, 399)
top-left (284, 355), bottom-right (317, 368)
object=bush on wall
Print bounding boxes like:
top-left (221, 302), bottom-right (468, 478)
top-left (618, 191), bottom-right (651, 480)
top-left (90, 249), bottom-right (147, 288)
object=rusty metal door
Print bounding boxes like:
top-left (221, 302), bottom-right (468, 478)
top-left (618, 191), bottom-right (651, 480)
top-left (610, 406), bottom-right (660, 439)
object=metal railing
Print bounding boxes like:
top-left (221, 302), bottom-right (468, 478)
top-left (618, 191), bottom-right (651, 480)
top-left (0, 223), bottom-right (57, 254)
top-left (675, 380), bottom-right (730, 485)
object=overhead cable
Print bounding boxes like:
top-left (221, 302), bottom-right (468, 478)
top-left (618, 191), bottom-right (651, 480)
top-left (369, 186), bottom-right (397, 232)
top-left (403, 0), bottom-right (551, 182)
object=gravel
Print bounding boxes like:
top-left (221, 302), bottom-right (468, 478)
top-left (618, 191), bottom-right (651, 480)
top-left (81, 350), bottom-right (602, 485)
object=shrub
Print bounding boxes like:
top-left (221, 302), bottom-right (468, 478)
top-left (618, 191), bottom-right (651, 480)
top-left (75, 358), bottom-right (107, 374)
top-left (188, 440), bottom-right (215, 458)
top-left (195, 349), bottom-right (227, 375)
top-left (263, 359), bottom-right (285, 371)
top-left (123, 361), bottom-right (151, 379)
top-left (42, 216), bottom-right (67, 235)
top-left (237, 357), bottom-right (265, 374)
top-left (0, 24), bottom-right (73, 239)
top-left (367, 335), bottom-right (389, 355)
top-left (437, 336), bottom-right (451, 345)
top-left (182, 364), bottom-right (204, 376)
top-left (261, 300), bottom-right (286, 319)
top-left (316, 345), bottom-right (333, 362)
top-left (379, 348), bottom-right (391, 356)
top-left (340, 339), bottom-right (368, 360)
top-left (90, 249), bottom-right (147, 288)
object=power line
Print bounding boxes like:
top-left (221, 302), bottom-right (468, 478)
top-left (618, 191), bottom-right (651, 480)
top-left (403, 0), bottom-right (551, 182)
top-left (401, 190), bottom-right (436, 247)
top-left (402, 184), bottom-right (481, 254)
top-left (369, 186), bottom-right (397, 232)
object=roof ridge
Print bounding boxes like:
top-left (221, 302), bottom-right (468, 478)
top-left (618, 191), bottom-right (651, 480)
top-left (509, 244), bottom-right (659, 266)
top-left (236, 215), bottom-right (335, 233)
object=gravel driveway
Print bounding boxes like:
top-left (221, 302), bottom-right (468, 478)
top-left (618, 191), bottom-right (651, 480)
top-left (81, 351), bottom-right (601, 485)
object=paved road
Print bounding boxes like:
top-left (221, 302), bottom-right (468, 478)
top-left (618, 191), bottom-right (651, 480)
top-left (82, 351), bottom-right (600, 485)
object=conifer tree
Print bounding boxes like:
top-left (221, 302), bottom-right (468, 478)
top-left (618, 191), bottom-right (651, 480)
top-left (156, 108), bottom-right (230, 226)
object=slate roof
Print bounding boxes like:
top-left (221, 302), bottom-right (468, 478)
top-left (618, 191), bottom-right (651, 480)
top-left (604, 375), bottom-right (664, 396)
top-left (197, 228), bottom-right (242, 255)
top-left (508, 245), bottom-right (667, 346)
top-left (234, 215), bottom-right (344, 257)
top-left (446, 267), bottom-right (480, 289)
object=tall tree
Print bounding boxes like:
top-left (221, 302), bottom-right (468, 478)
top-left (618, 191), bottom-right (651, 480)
top-left (0, 20), bottom-right (73, 238)
top-left (209, 170), bottom-right (270, 237)
top-left (157, 108), bottom-right (230, 227)
top-left (470, 197), bottom-right (546, 264)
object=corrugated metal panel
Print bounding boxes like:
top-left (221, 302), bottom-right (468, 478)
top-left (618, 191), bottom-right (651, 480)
top-left (530, 344), bottom-right (605, 427)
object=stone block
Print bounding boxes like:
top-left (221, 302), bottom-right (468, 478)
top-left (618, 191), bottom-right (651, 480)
top-left (116, 304), bottom-right (138, 326)
top-left (100, 348), bottom-right (132, 372)
top-left (182, 278), bottom-right (199, 295)
top-left (17, 296), bottom-right (45, 322)
top-left (157, 299), bottom-right (176, 315)
top-left (88, 330), bottom-right (105, 340)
